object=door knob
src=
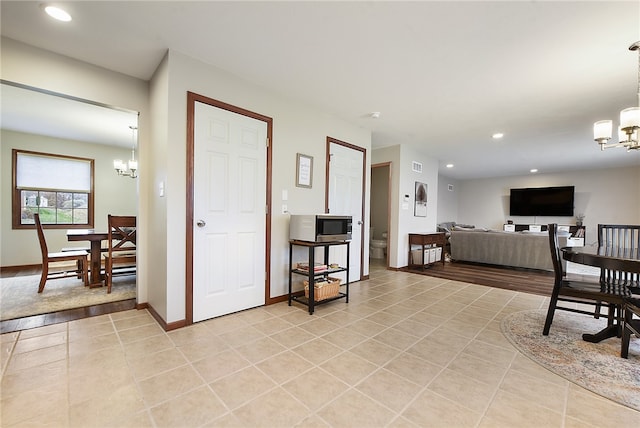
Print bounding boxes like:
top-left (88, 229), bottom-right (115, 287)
top-left (197, 220), bottom-right (206, 227)
top-left (357, 221), bottom-right (363, 225)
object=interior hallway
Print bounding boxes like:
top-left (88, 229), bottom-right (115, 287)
top-left (2, 261), bottom-right (639, 427)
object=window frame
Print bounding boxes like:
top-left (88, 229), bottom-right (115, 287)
top-left (12, 149), bottom-right (95, 230)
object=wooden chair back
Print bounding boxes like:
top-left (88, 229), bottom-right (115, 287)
top-left (108, 215), bottom-right (137, 253)
top-left (547, 223), bottom-right (566, 287)
top-left (598, 224), bottom-right (640, 290)
top-left (34, 213), bottom-right (49, 260)
top-left (105, 215), bottom-right (136, 293)
top-left (598, 224), bottom-right (640, 253)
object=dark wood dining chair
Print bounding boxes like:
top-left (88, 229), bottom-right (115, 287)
top-left (34, 213), bottom-right (89, 293)
top-left (598, 224), bottom-right (640, 293)
top-left (104, 215), bottom-right (136, 293)
top-left (621, 296), bottom-right (640, 358)
top-left (543, 223), bottom-right (629, 339)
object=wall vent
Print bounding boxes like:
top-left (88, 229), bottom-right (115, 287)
top-left (412, 161), bottom-right (422, 173)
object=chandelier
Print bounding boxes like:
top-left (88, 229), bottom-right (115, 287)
top-left (593, 41), bottom-right (640, 151)
top-left (114, 126), bottom-right (138, 178)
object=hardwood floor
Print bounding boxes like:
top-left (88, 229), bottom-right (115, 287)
top-left (405, 259), bottom-right (557, 296)
top-left (0, 299), bottom-right (136, 334)
top-left (0, 267), bottom-right (136, 334)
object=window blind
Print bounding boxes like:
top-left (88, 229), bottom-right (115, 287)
top-left (16, 152), bottom-right (91, 192)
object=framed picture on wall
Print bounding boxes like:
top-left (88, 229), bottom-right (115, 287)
top-left (296, 153), bottom-right (313, 188)
top-left (414, 181), bottom-right (427, 217)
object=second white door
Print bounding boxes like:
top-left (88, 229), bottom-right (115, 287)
top-left (328, 141), bottom-right (364, 281)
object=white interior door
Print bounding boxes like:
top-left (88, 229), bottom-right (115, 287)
top-left (193, 101), bottom-right (267, 322)
top-left (328, 141), bottom-right (364, 281)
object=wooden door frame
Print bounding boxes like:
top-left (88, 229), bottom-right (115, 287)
top-left (186, 91), bottom-right (273, 325)
top-left (325, 136), bottom-right (367, 282)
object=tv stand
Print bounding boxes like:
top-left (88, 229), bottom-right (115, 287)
top-left (505, 224), bottom-right (585, 246)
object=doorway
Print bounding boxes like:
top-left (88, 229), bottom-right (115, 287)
top-left (370, 162), bottom-right (391, 268)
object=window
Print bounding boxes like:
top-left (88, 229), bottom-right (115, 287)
top-left (12, 149), bottom-right (94, 229)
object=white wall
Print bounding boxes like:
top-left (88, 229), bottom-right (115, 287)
top-left (0, 130), bottom-right (137, 266)
top-left (372, 145), bottom-right (439, 268)
top-left (437, 174), bottom-right (460, 224)
top-left (455, 166), bottom-right (640, 245)
top-left (146, 53), bottom-right (169, 317)
top-left (154, 50), bottom-right (372, 323)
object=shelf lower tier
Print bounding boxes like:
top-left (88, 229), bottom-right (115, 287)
top-left (291, 292), bottom-right (347, 307)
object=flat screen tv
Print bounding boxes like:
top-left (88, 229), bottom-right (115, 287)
top-left (509, 186), bottom-right (575, 216)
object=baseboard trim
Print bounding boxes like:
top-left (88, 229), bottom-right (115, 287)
top-left (0, 264), bottom-right (41, 274)
top-left (145, 303), bottom-right (187, 331)
top-left (267, 294), bottom-right (289, 304)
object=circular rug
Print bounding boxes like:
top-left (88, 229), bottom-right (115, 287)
top-left (501, 309), bottom-right (640, 412)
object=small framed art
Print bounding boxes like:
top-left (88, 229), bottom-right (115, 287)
top-left (296, 153), bottom-right (313, 188)
top-left (414, 181), bottom-right (427, 217)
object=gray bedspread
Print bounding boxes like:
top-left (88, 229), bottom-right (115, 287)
top-left (449, 229), bottom-right (566, 271)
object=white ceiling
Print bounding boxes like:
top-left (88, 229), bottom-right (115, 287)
top-left (1, 82), bottom-right (139, 147)
top-left (1, 1), bottom-right (639, 179)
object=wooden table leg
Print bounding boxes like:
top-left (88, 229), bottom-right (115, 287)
top-left (88, 240), bottom-right (103, 288)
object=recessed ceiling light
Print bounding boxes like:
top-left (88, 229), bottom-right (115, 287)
top-left (530, 169), bottom-right (538, 173)
top-left (43, 5), bottom-right (72, 22)
top-left (492, 133), bottom-right (504, 139)
top-left (445, 164), bottom-right (454, 168)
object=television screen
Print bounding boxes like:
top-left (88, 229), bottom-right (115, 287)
top-left (509, 186), bottom-right (574, 216)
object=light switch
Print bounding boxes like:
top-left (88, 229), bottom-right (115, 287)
top-left (159, 181), bottom-right (165, 197)
top-left (282, 189), bottom-right (288, 201)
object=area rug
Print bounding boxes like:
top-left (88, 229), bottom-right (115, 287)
top-left (501, 309), bottom-right (640, 411)
top-left (0, 274), bottom-right (136, 321)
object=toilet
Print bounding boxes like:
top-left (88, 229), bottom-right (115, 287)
top-left (370, 228), bottom-right (388, 259)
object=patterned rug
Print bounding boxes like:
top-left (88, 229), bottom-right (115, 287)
top-left (501, 309), bottom-right (640, 411)
top-left (0, 274), bottom-right (136, 321)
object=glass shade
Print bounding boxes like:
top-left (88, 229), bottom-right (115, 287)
top-left (593, 120), bottom-right (613, 141)
top-left (128, 159), bottom-right (138, 171)
top-left (620, 107), bottom-right (640, 131)
top-left (113, 159), bottom-right (125, 171)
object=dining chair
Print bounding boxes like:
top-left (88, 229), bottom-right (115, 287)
top-left (621, 296), bottom-right (640, 358)
top-left (33, 213), bottom-right (89, 293)
top-left (598, 224), bottom-right (640, 293)
top-left (104, 215), bottom-right (136, 293)
top-left (542, 223), bottom-right (629, 338)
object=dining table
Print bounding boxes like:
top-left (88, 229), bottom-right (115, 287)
top-left (66, 229), bottom-right (109, 288)
top-left (562, 245), bottom-right (640, 343)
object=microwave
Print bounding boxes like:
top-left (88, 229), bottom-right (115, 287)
top-left (289, 214), bottom-right (352, 242)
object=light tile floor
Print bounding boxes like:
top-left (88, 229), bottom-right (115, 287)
top-left (2, 263), bottom-right (640, 427)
